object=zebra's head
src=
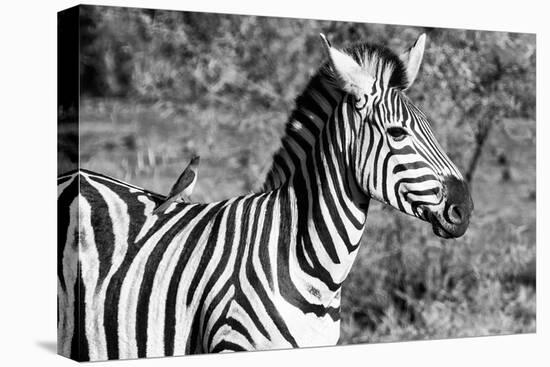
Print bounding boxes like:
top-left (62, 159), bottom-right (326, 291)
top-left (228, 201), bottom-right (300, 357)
top-left (321, 34), bottom-right (473, 238)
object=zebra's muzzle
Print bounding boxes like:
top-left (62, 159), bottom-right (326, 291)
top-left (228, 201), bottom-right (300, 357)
top-left (430, 215), bottom-right (455, 239)
top-left (425, 176), bottom-right (473, 239)
top-left (423, 210), bottom-right (461, 239)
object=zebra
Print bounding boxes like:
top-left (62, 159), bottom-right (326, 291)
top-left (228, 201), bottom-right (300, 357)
top-left (57, 33), bottom-right (473, 361)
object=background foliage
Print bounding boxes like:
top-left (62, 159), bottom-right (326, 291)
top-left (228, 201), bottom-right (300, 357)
top-left (61, 5), bottom-right (536, 344)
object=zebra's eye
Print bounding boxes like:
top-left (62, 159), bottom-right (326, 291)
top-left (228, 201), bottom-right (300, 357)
top-left (355, 95), bottom-right (367, 109)
top-left (386, 126), bottom-right (408, 141)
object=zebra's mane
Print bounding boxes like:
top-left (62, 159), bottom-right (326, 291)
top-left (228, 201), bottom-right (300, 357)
top-left (261, 41), bottom-right (408, 191)
top-left (336, 42), bottom-right (409, 90)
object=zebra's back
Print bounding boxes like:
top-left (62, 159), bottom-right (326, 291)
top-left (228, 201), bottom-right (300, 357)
top-left (57, 169), bottom-right (340, 361)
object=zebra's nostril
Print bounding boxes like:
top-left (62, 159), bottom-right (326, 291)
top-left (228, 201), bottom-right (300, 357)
top-left (449, 204), bottom-right (464, 223)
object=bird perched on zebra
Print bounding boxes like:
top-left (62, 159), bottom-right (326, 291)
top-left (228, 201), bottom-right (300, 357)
top-left (57, 32), bottom-right (473, 361)
top-left (153, 155), bottom-right (200, 215)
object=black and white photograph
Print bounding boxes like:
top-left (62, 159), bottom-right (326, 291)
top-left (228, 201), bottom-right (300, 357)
top-left (56, 5), bottom-right (536, 362)
top-left (0, 1), bottom-right (546, 366)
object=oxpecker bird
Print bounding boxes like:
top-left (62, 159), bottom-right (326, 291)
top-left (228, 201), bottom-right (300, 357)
top-left (153, 155), bottom-right (200, 214)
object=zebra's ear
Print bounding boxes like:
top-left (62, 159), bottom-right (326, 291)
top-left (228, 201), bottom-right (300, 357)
top-left (400, 33), bottom-right (426, 90)
top-left (320, 33), bottom-right (373, 97)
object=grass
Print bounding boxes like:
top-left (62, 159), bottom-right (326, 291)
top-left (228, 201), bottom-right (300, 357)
top-left (67, 97), bottom-right (535, 345)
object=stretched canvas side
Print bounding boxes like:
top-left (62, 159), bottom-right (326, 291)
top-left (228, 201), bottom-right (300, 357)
top-left (58, 5), bottom-right (85, 362)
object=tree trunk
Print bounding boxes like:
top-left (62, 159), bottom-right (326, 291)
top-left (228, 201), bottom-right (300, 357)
top-left (465, 120), bottom-right (494, 184)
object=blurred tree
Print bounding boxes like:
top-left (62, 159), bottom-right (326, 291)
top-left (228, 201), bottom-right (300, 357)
top-left (411, 30), bottom-right (535, 183)
top-left (78, 5), bottom-right (535, 183)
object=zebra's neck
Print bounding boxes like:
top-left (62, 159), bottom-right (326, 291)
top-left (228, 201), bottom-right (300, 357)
top-left (264, 70), bottom-right (370, 305)
top-left (262, 71), bottom-right (342, 190)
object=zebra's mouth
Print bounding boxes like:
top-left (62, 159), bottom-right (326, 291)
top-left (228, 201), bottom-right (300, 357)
top-left (431, 220), bottom-right (454, 239)
top-left (424, 209), bottom-right (455, 239)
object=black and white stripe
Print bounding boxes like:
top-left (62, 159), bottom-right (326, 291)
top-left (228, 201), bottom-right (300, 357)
top-left (58, 34), bottom-right (472, 361)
